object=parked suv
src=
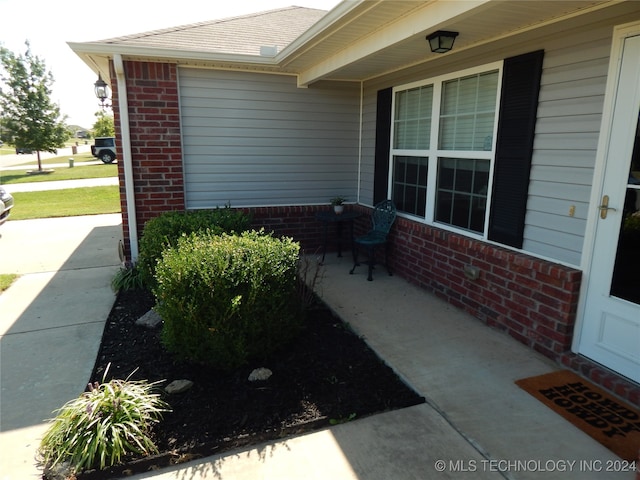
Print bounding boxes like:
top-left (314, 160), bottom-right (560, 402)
top-left (91, 137), bottom-right (117, 164)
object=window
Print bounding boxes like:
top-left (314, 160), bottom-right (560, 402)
top-left (436, 158), bottom-right (489, 232)
top-left (390, 65), bottom-right (501, 235)
top-left (393, 156), bottom-right (428, 217)
top-left (439, 72), bottom-right (498, 151)
top-left (394, 85), bottom-right (433, 150)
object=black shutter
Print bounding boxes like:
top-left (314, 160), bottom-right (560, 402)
top-left (373, 87), bottom-right (393, 204)
top-left (488, 50), bottom-right (544, 248)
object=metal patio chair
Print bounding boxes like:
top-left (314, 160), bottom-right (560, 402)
top-left (349, 199), bottom-right (397, 281)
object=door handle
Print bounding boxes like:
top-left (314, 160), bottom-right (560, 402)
top-left (598, 195), bottom-right (617, 219)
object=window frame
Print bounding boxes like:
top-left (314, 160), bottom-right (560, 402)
top-left (388, 61), bottom-right (504, 239)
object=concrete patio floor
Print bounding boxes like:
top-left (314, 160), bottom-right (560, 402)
top-left (128, 254), bottom-right (632, 480)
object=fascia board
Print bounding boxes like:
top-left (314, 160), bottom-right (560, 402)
top-left (68, 42), bottom-right (278, 72)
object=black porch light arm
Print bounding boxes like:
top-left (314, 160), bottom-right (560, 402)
top-left (94, 74), bottom-right (111, 109)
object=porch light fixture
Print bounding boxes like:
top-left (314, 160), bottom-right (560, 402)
top-left (94, 74), bottom-right (111, 109)
top-left (426, 30), bottom-right (459, 53)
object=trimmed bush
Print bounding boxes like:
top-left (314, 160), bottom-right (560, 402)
top-left (137, 207), bottom-right (251, 288)
top-left (154, 230), bottom-right (302, 369)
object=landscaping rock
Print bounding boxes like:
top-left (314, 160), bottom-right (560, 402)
top-left (42, 460), bottom-right (72, 480)
top-left (248, 367), bottom-right (272, 382)
top-left (136, 309), bottom-right (162, 329)
top-left (165, 379), bottom-right (193, 394)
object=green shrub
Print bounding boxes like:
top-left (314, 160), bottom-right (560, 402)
top-left (111, 264), bottom-right (145, 292)
top-left (137, 207), bottom-right (251, 288)
top-left (154, 230), bottom-right (301, 369)
top-left (38, 367), bottom-right (169, 475)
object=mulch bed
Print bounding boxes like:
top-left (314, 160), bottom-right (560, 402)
top-left (78, 288), bottom-right (424, 479)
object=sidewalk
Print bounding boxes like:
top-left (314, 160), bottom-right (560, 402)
top-left (1, 160), bottom-right (104, 172)
top-left (0, 214), bottom-right (123, 480)
top-left (1, 154), bottom-right (117, 192)
top-left (4, 176), bottom-right (119, 193)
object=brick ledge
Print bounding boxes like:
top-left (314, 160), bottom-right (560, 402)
top-left (559, 352), bottom-right (640, 408)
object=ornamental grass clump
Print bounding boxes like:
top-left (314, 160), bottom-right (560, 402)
top-left (154, 230), bottom-right (302, 369)
top-left (38, 367), bottom-right (169, 477)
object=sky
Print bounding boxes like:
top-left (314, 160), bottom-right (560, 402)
top-left (0, 0), bottom-right (342, 129)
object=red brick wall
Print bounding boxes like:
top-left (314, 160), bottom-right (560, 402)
top-left (111, 61), bottom-right (184, 259)
top-left (388, 215), bottom-right (582, 359)
top-left (242, 205), bottom-right (344, 257)
top-left (240, 204), bottom-right (583, 363)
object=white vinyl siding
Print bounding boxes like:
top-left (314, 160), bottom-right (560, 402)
top-left (179, 68), bottom-right (360, 209)
top-left (524, 29), bottom-right (611, 265)
top-left (359, 24), bottom-right (615, 267)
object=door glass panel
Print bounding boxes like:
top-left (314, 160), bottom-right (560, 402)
top-left (610, 111), bottom-right (640, 304)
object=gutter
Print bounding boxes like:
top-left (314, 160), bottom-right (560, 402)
top-left (113, 54), bottom-right (139, 262)
top-left (67, 42), bottom-right (281, 67)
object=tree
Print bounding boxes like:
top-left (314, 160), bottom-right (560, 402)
top-left (0, 42), bottom-right (68, 172)
top-left (92, 110), bottom-right (115, 138)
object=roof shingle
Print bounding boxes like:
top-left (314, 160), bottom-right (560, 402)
top-left (92, 6), bottom-right (328, 56)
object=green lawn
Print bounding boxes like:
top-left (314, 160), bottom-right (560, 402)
top-left (9, 186), bottom-right (121, 220)
top-left (0, 274), bottom-right (19, 292)
top-left (1, 148), bottom-right (120, 220)
top-left (1, 162), bottom-right (117, 184)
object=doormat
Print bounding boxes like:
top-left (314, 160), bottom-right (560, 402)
top-left (515, 370), bottom-right (640, 461)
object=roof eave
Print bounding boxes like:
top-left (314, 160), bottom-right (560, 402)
top-left (67, 42), bottom-right (280, 80)
top-left (275, 0), bottom-right (368, 63)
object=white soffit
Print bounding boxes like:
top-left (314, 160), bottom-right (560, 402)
top-left (293, 0), bottom-right (614, 86)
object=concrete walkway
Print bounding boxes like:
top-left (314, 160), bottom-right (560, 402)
top-left (0, 214), bottom-right (635, 479)
top-left (4, 176), bottom-right (119, 193)
top-left (0, 214), bottom-right (123, 480)
top-left (119, 255), bottom-right (633, 480)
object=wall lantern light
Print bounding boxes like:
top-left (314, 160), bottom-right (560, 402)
top-left (94, 74), bottom-right (111, 109)
top-left (426, 30), bottom-right (459, 53)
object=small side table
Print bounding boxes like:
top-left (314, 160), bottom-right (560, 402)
top-left (315, 210), bottom-right (361, 263)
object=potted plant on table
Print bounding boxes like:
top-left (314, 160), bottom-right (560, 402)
top-left (330, 196), bottom-right (347, 215)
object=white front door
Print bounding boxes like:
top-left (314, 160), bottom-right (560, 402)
top-left (579, 32), bottom-right (640, 383)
